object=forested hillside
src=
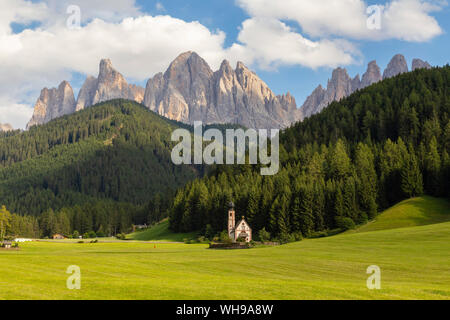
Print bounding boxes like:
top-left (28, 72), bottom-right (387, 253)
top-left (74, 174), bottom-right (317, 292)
top-left (170, 66), bottom-right (450, 241)
top-left (0, 100), bottom-right (199, 237)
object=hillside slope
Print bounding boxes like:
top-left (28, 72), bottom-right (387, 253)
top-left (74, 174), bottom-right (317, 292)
top-left (170, 66), bottom-right (450, 238)
top-left (0, 99), bottom-right (199, 216)
top-left (126, 219), bottom-right (198, 242)
top-left (353, 196), bottom-right (450, 233)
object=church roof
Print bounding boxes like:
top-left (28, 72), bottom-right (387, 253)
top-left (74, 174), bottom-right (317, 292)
top-left (235, 218), bottom-right (252, 231)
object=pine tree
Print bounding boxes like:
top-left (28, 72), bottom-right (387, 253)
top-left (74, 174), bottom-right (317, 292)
top-left (425, 137), bottom-right (441, 195)
top-left (299, 185), bottom-right (315, 237)
top-left (401, 152), bottom-right (423, 198)
top-left (328, 140), bottom-right (351, 179)
top-left (355, 143), bottom-right (378, 219)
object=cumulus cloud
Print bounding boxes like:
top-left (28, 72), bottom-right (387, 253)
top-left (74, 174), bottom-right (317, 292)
top-left (0, 1), bottom-right (230, 128)
top-left (0, 0), bottom-right (445, 128)
top-left (236, 0), bottom-right (444, 41)
top-left (227, 18), bottom-right (360, 70)
top-left (0, 101), bottom-right (34, 129)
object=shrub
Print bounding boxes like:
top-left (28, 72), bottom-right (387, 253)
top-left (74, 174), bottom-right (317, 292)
top-left (204, 224), bottom-right (214, 240)
top-left (291, 232), bottom-right (303, 242)
top-left (72, 231), bottom-right (80, 239)
top-left (336, 217), bottom-right (356, 230)
top-left (357, 213), bottom-right (369, 225)
top-left (310, 231), bottom-right (328, 238)
top-left (88, 231), bottom-right (97, 239)
top-left (258, 228), bottom-right (271, 242)
top-left (96, 231), bottom-right (105, 238)
top-left (219, 231), bottom-right (232, 244)
top-left (115, 233), bottom-right (126, 240)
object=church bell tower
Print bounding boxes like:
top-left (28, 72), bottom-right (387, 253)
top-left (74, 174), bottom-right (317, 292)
top-left (228, 201), bottom-right (236, 240)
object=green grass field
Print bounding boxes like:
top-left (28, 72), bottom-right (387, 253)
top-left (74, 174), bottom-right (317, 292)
top-left (1, 197), bottom-right (449, 300)
top-left (352, 196), bottom-right (450, 233)
top-left (126, 219), bottom-right (198, 242)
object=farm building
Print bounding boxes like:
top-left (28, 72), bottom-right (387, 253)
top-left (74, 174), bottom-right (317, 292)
top-left (52, 234), bottom-right (68, 240)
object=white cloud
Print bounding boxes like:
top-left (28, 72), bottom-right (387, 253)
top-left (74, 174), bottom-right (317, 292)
top-left (0, 1), bottom-right (230, 129)
top-left (227, 18), bottom-right (360, 70)
top-left (0, 101), bottom-right (33, 129)
top-left (236, 0), bottom-right (444, 41)
top-left (0, 0), bottom-right (445, 129)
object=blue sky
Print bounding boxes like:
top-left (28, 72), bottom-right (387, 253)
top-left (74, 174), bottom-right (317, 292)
top-left (0, 0), bottom-right (449, 128)
top-left (135, 0), bottom-right (450, 102)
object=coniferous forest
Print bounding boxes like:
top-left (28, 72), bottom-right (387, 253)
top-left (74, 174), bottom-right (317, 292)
top-left (0, 66), bottom-right (449, 240)
top-left (0, 100), bottom-right (199, 237)
top-left (169, 66), bottom-right (450, 241)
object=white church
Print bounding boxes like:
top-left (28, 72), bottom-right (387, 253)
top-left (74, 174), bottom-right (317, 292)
top-left (227, 202), bottom-right (252, 242)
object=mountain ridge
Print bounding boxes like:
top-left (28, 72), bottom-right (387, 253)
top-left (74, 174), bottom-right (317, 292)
top-left (301, 54), bottom-right (432, 118)
top-left (28, 52), bottom-right (301, 130)
top-left (26, 52), bottom-right (433, 129)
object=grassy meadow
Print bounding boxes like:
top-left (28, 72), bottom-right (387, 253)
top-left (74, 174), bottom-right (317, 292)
top-left (126, 219), bottom-right (198, 242)
top-left (1, 196), bottom-right (449, 300)
top-left (352, 196), bottom-right (450, 233)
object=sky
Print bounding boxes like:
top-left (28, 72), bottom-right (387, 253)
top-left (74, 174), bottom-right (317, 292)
top-left (0, 0), bottom-right (449, 129)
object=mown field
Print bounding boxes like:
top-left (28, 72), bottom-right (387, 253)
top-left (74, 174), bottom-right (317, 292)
top-left (1, 197), bottom-right (449, 300)
top-left (126, 219), bottom-right (198, 242)
top-left (351, 196), bottom-right (450, 233)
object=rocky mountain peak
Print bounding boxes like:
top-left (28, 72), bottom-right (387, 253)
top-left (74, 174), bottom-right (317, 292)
top-left (0, 123), bottom-right (13, 132)
top-left (352, 74), bottom-right (361, 92)
top-left (99, 58), bottom-right (113, 73)
top-left (361, 60), bottom-right (382, 88)
top-left (412, 59), bottom-right (432, 71)
top-left (144, 55), bottom-right (301, 129)
top-left (77, 58), bottom-right (144, 111)
top-left (300, 54), bottom-right (430, 120)
top-left (166, 51), bottom-right (212, 78)
top-left (383, 54), bottom-right (408, 79)
top-left (27, 81), bottom-right (76, 129)
top-left (327, 67), bottom-right (353, 101)
top-left (301, 85), bottom-right (327, 118)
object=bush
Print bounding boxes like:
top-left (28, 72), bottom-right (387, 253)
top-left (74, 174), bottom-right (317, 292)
top-left (96, 231), bottom-right (106, 238)
top-left (258, 228), bottom-right (271, 242)
top-left (279, 233), bottom-right (295, 244)
top-left (336, 217), bottom-right (356, 230)
top-left (204, 224), bottom-right (214, 240)
top-left (219, 231), bottom-right (232, 244)
top-left (197, 236), bottom-right (206, 243)
top-left (291, 232), bottom-right (303, 242)
top-left (88, 231), bottom-right (97, 239)
top-left (115, 233), bottom-right (126, 240)
top-left (72, 231), bottom-right (80, 239)
top-left (310, 231), bottom-right (328, 238)
top-left (357, 213), bottom-right (369, 225)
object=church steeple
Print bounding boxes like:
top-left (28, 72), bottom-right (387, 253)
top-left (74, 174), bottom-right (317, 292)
top-left (228, 202), bottom-right (236, 240)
